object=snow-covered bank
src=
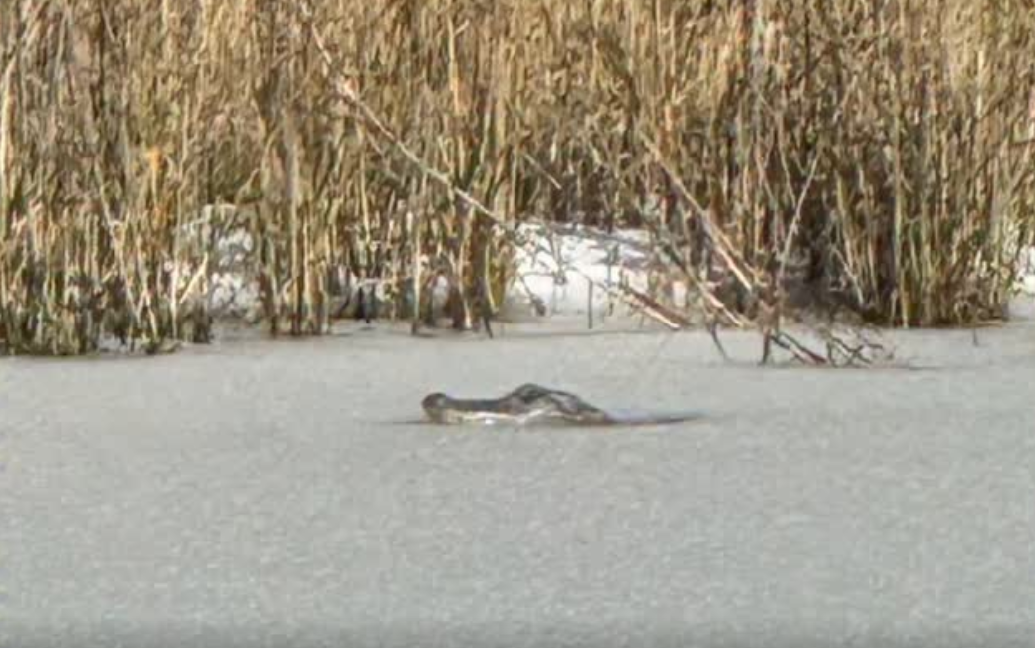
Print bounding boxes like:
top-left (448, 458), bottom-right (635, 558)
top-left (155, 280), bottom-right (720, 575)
top-left (174, 207), bottom-right (1035, 328)
top-left (170, 213), bottom-right (684, 327)
top-left (511, 228), bottom-right (1035, 323)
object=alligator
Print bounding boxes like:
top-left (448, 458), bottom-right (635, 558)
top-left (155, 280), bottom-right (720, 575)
top-left (421, 383), bottom-right (700, 427)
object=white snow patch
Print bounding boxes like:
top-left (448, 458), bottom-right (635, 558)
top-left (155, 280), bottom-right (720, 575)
top-left (172, 208), bottom-right (676, 324)
top-left (175, 203), bottom-right (1035, 327)
top-left (173, 204), bottom-right (264, 321)
top-left (1015, 246), bottom-right (1035, 296)
top-left (503, 224), bottom-right (680, 321)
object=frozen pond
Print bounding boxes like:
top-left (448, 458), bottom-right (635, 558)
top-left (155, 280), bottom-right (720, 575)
top-left (1, 313), bottom-right (1034, 647)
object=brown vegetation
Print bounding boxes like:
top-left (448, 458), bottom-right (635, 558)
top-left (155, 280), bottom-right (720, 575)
top-left (0, 0), bottom-right (1032, 355)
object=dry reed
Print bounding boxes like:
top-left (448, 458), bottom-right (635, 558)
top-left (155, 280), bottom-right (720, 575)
top-left (0, 0), bottom-right (1032, 356)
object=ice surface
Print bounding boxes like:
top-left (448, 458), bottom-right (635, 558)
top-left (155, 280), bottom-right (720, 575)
top-left (2, 317), bottom-right (1033, 647)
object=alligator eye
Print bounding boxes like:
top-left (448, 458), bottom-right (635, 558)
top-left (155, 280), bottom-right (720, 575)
top-left (422, 393), bottom-right (453, 413)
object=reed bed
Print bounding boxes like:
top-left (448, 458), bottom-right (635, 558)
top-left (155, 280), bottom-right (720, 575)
top-left (0, 0), bottom-right (1032, 355)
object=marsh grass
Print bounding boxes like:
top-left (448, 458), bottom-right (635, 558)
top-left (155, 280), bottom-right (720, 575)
top-left (0, 0), bottom-right (1032, 355)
